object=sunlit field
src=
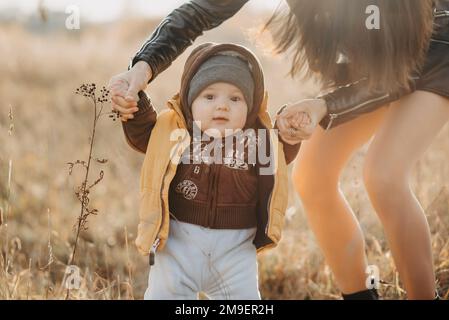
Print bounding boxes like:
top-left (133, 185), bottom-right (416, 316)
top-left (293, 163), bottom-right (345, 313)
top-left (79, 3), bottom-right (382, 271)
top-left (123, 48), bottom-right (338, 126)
top-left (1, 6), bottom-right (448, 299)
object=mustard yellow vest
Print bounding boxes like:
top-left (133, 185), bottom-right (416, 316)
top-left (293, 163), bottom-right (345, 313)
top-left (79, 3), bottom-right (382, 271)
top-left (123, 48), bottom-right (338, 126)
top-left (135, 93), bottom-right (288, 255)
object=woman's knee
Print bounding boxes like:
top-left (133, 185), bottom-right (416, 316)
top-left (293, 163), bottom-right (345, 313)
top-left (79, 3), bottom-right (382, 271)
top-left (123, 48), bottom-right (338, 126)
top-left (363, 152), bottom-right (410, 207)
top-left (363, 90), bottom-right (449, 206)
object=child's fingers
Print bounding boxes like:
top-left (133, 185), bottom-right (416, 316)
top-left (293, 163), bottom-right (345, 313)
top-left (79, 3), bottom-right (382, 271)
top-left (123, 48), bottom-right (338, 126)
top-left (291, 113), bottom-right (304, 129)
top-left (286, 112), bottom-right (304, 130)
top-left (279, 130), bottom-right (302, 145)
top-left (119, 113), bottom-right (134, 122)
top-left (276, 116), bottom-right (292, 134)
top-left (300, 113), bottom-right (312, 128)
top-left (112, 95), bottom-right (138, 109)
top-left (278, 118), bottom-right (301, 144)
top-left (112, 103), bottom-right (138, 115)
top-left (111, 96), bottom-right (139, 114)
top-left (278, 112), bottom-right (308, 142)
top-left (290, 112), bottom-right (311, 129)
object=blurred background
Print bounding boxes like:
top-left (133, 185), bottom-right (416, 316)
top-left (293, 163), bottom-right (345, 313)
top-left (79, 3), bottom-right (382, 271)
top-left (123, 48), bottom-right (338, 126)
top-left (0, 0), bottom-right (448, 299)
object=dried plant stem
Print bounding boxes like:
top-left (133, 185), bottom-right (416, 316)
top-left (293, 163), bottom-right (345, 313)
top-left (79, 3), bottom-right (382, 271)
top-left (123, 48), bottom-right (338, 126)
top-left (64, 84), bottom-right (110, 300)
top-left (70, 95), bottom-right (99, 266)
top-left (66, 89), bottom-right (107, 300)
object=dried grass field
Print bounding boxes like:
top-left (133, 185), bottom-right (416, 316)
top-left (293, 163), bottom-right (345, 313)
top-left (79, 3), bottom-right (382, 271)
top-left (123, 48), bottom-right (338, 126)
top-left (0, 7), bottom-right (448, 299)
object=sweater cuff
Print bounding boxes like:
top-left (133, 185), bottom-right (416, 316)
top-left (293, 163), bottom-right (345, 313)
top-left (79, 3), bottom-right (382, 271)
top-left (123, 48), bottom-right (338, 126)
top-left (135, 91), bottom-right (153, 116)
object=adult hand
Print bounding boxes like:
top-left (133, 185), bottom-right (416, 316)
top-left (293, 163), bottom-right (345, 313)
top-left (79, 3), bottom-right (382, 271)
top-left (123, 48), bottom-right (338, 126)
top-left (276, 111), bottom-right (310, 145)
top-left (276, 98), bottom-right (327, 143)
top-left (108, 61), bottom-right (153, 122)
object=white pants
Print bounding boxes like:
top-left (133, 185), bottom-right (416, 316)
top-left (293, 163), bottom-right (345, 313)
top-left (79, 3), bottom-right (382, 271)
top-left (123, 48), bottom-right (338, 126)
top-left (144, 219), bottom-right (260, 300)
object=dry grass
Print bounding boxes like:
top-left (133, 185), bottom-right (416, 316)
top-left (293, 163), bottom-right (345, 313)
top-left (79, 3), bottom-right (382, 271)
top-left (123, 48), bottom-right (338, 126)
top-left (0, 9), bottom-right (448, 300)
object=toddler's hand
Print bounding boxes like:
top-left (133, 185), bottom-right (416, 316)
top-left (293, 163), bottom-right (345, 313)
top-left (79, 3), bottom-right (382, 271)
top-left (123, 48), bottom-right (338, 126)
top-left (276, 109), bottom-right (307, 145)
top-left (288, 111), bottom-right (311, 129)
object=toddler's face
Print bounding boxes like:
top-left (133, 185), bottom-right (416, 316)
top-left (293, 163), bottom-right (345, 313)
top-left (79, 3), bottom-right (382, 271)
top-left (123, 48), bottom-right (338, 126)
top-left (191, 82), bottom-right (248, 138)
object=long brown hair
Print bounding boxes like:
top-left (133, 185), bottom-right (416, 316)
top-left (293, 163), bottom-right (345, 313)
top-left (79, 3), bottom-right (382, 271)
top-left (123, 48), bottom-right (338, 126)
top-left (264, 0), bottom-right (435, 91)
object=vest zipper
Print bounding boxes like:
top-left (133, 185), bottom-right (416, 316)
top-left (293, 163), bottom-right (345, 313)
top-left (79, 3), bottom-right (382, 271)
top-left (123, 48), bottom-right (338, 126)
top-left (208, 165), bottom-right (221, 227)
top-left (211, 166), bottom-right (221, 227)
top-left (206, 164), bottom-right (217, 227)
top-left (150, 153), bottom-right (178, 265)
top-left (149, 238), bottom-right (160, 266)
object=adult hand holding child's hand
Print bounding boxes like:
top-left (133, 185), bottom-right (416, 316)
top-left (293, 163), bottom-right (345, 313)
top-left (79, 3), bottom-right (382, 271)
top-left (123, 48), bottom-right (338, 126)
top-left (276, 99), bottom-right (328, 143)
top-left (108, 61), bottom-right (153, 122)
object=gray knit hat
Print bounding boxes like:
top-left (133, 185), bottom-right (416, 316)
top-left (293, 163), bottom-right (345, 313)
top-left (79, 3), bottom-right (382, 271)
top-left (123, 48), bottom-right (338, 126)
top-left (187, 54), bottom-right (254, 111)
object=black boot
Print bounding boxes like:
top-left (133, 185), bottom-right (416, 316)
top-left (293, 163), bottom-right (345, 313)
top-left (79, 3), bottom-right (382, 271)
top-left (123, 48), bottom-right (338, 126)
top-left (342, 288), bottom-right (379, 300)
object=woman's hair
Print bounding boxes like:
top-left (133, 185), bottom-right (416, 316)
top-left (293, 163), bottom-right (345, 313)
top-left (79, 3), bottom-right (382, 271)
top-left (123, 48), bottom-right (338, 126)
top-left (264, 0), bottom-right (435, 91)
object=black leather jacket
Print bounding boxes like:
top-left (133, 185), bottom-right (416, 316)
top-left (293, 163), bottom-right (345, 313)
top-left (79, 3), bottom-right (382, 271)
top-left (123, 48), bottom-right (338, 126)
top-left (131, 0), bottom-right (446, 130)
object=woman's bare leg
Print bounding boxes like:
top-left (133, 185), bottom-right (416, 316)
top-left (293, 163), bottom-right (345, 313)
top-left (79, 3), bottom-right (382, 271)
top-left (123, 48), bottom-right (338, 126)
top-left (293, 106), bottom-right (387, 295)
top-left (363, 91), bottom-right (449, 299)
